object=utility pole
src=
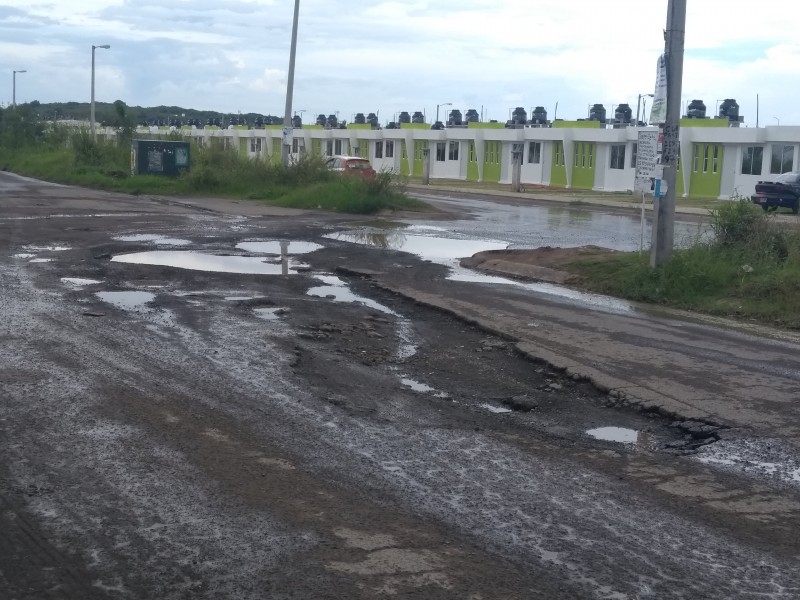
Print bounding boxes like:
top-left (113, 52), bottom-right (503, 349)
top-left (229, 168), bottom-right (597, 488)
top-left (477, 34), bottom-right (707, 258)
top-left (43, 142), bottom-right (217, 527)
top-left (281, 0), bottom-right (300, 167)
top-left (651, 0), bottom-right (686, 267)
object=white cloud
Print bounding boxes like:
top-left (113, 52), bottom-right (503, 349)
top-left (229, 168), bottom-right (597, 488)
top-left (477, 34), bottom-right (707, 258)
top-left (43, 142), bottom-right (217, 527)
top-left (1, 0), bottom-right (799, 124)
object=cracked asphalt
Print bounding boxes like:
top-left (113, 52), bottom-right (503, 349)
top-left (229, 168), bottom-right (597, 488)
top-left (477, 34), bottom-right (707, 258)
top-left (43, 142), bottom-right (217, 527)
top-left (1, 172), bottom-right (799, 599)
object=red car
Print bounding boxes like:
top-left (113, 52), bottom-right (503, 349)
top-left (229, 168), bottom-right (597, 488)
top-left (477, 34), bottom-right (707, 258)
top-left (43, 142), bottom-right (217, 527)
top-left (325, 155), bottom-right (376, 180)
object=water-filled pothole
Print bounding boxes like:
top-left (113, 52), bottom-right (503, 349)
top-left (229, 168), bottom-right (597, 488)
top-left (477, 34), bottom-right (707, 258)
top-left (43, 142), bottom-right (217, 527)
top-left (96, 291), bottom-right (156, 311)
top-left (62, 277), bottom-right (103, 287)
top-left (307, 275), bottom-right (397, 315)
top-left (111, 251), bottom-right (308, 275)
top-left (325, 231), bottom-right (506, 261)
top-left (113, 234), bottom-right (191, 246)
top-left (480, 403), bottom-right (513, 414)
top-left (586, 426), bottom-right (643, 444)
top-left (236, 241), bottom-right (323, 254)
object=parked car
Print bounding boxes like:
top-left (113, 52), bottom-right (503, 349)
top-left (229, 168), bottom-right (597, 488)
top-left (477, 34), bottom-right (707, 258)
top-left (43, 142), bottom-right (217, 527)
top-left (751, 172), bottom-right (800, 213)
top-left (325, 155), bottom-right (376, 180)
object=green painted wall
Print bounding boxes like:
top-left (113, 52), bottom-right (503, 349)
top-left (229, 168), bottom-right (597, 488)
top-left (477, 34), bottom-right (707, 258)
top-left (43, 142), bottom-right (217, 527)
top-left (680, 118), bottom-right (730, 128)
top-left (400, 123), bottom-right (430, 129)
top-left (466, 142), bottom-right (478, 181)
top-left (413, 141), bottom-right (428, 176)
top-left (272, 138), bottom-right (282, 164)
top-left (400, 141), bottom-right (410, 176)
top-left (467, 122), bottom-right (505, 129)
top-left (483, 141), bottom-right (502, 182)
top-left (239, 138), bottom-right (248, 156)
top-left (311, 139), bottom-right (322, 156)
top-left (688, 143), bottom-right (724, 197)
top-left (571, 142), bottom-right (596, 189)
top-left (347, 124), bottom-right (372, 130)
top-left (552, 120), bottom-right (601, 129)
top-left (550, 142), bottom-right (567, 187)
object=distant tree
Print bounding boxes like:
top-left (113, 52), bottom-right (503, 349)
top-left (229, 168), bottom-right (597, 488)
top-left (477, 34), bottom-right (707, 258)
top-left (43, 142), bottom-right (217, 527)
top-left (112, 99), bottom-right (135, 145)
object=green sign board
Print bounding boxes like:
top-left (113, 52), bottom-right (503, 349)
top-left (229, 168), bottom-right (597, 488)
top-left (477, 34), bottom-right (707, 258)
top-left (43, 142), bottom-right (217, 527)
top-left (131, 140), bottom-right (191, 177)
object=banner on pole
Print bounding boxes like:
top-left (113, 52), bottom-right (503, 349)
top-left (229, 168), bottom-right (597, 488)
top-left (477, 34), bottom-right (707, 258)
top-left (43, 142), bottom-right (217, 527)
top-left (649, 55), bottom-right (667, 125)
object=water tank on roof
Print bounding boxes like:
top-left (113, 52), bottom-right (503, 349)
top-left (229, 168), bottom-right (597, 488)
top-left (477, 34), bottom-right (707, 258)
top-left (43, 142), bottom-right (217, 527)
top-left (398, 111), bottom-right (411, 124)
top-left (448, 109), bottom-right (463, 126)
top-left (367, 113), bottom-right (379, 128)
top-left (530, 106), bottom-right (548, 124)
top-left (719, 98), bottom-right (739, 121)
top-left (686, 99), bottom-right (706, 119)
top-left (326, 114), bottom-right (338, 128)
top-left (615, 103), bottom-right (632, 123)
top-left (354, 113), bottom-right (366, 125)
top-left (589, 104), bottom-right (607, 123)
top-left (465, 109), bottom-right (479, 123)
top-left (315, 114), bottom-right (327, 126)
top-left (411, 111), bottom-right (425, 124)
top-left (511, 107), bottom-right (527, 125)
top-left (292, 115), bottom-right (302, 128)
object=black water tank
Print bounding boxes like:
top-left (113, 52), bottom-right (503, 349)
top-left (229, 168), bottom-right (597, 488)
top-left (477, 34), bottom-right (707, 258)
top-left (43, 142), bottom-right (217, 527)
top-left (431, 121), bottom-right (445, 130)
top-left (686, 99), bottom-right (706, 119)
top-left (367, 113), bottom-right (379, 127)
top-left (326, 114), bottom-right (338, 128)
top-left (465, 109), bottom-right (479, 123)
top-left (719, 99), bottom-right (739, 121)
top-left (292, 115), bottom-right (302, 128)
top-left (615, 104), bottom-right (632, 123)
top-left (531, 106), bottom-right (548, 124)
top-left (385, 122), bottom-right (397, 129)
top-left (589, 104), bottom-right (607, 123)
top-left (398, 111), bottom-right (411, 124)
top-left (448, 109), bottom-right (463, 126)
top-left (315, 114), bottom-right (327, 126)
top-left (412, 111), bottom-right (425, 124)
top-left (511, 107), bottom-right (527, 125)
top-left (354, 113), bottom-right (366, 125)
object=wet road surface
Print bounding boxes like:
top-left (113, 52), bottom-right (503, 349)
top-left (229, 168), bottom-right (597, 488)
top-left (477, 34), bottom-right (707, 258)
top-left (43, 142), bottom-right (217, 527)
top-left (2, 172), bottom-right (800, 599)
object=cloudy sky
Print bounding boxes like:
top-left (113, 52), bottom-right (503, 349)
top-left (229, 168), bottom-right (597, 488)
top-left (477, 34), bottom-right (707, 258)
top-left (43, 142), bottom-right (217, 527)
top-left (1, 0), bottom-right (798, 126)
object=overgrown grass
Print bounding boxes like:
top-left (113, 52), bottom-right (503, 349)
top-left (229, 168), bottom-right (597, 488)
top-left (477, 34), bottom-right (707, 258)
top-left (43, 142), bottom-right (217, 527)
top-left (567, 200), bottom-right (800, 328)
top-left (0, 122), bottom-right (422, 214)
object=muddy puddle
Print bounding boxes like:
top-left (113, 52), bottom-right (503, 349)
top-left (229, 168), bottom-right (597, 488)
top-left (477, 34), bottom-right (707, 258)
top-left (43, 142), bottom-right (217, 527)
top-left (695, 438), bottom-right (800, 488)
top-left (113, 234), bottom-right (191, 246)
top-left (96, 291), bottom-right (156, 311)
top-left (253, 307), bottom-right (285, 321)
top-left (236, 241), bottom-right (323, 255)
top-left (307, 275), bottom-right (398, 315)
top-left (61, 277), bottom-right (103, 287)
top-left (111, 251), bottom-right (309, 275)
top-left (587, 427), bottom-right (640, 444)
top-left (480, 403), bottom-right (513, 414)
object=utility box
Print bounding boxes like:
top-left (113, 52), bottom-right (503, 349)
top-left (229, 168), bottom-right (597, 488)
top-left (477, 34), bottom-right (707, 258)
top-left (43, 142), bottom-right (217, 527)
top-left (130, 140), bottom-right (190, 177)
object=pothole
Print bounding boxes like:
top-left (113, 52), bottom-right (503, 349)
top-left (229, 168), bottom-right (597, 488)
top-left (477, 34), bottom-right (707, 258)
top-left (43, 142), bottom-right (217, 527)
top-left (236, 240), bottom-right (323, 254)
top-left (111, 251), bottom-right (309, 275)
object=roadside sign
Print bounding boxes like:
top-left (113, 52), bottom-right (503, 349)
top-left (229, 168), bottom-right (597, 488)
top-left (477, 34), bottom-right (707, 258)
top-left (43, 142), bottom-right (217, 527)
top-left (650, 55), bottom-right (667, 124)
top-left (282, 127), bottom-right (293, 146)
top-left (635, 130), bottom-right (659, 179)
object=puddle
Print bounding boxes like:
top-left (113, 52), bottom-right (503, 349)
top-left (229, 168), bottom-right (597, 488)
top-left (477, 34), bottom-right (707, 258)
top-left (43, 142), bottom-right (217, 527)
top-left (225, 296), bottom-right (264, 301)
top-left (96, 291), bottom-right (156, 311)
top-left (253, 307), bottom-right (284, 321)
top-left (307, 275), bottom-right (398, 315)
top-left (236, 241), bottom-right (323, 254)
top-left (29, 258), bottom-right (53, 263)
top-left (111, 251), bottom-right (309, 275)
top-left (586, 427), bottom-right (641, 444)
top-left (13, 253), bottom-right (36, 259)
top-left (113, 234), bottom-right (191, 246)
top-left (61, 277), bottom-right (102, 287)
top-left (695, 438), bottom-right (800, 488)
top-left (400, 377), bottom-right (435, 393)
top-left (325, 231), bottom-right (506, 261)
top-left (23, 245), bottom-right (71, 251)
top-left (480, 403), bottom-right (513, 414)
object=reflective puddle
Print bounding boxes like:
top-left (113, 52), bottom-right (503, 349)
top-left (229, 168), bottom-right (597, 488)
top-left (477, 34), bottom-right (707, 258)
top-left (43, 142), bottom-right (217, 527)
top-left (307, 275), bottom-right (397, 315)
top-left (400, 377), bottom-right (435, 393)
top-left (113, 234), bottom-right (191, 246)
top-left (586, 427), bottom-right (641, 444)
top-left (23, 245), bottom-right (71, 252)
top-left (13, 253), bottom-right (36, 259)
top-left (325, 230), bottom-right (507, 261)
top-left (696, 438), bottom-right (800, 487)
top-left (253, 307), bottom-right (285, 321)
top-left (29, 258), bottom-right (53, 263)
top-left (111, 251), bottom-right (308, 275)
top-left (62, 277), bottom-right (102, 287)
top-left (96, 291), bottom-right (156, 311)
top-left (236, 240), bottom-right (323, 254)
top-left (480, 403), bottom-right (513, 414)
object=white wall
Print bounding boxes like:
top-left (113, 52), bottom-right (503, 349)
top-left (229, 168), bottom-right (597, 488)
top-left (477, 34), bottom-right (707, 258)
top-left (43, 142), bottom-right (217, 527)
top-left (430, 141), bottom-right (463, 179)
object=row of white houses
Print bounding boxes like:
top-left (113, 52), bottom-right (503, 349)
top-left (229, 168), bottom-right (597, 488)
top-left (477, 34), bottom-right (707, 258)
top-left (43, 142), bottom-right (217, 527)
top-left (116, 120), bottom-right (800, 199)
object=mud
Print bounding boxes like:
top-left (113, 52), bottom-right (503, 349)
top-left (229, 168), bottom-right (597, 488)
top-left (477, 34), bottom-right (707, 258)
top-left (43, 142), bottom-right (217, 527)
top-left (1, 174), bottom-right (800, 599)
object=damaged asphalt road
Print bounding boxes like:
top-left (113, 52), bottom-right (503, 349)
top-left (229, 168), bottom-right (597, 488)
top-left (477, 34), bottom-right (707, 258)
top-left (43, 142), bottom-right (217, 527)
top-left (1, 172), bottom-right (800, 599)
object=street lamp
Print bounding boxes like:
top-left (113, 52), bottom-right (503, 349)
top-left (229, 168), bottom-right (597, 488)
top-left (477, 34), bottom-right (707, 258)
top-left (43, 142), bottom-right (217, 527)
top-left (12, 70), bottom-right (26, 107)
top-left (90, 44), bottom-right (111, 142)
top-left (436, 102), bottom-right (451, 124)
top-left (773, 117), bottom-right (780, 126)
top-left (636, 93), bottom-right (654, 127)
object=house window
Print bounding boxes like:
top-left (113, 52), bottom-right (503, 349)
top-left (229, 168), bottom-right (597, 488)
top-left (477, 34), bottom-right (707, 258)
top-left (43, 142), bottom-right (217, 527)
top-left (770, 144), bottom-right (794, 174)
top-left (610, 144), bottom-right (626, 169)
top-left (712, 145), bottom-right (719, 174)
top-left (588, 144), bottom-right (593, 168)
top-left (436, 142), bottom-right (446, 162)
top-left (375, 141), bottom-right (383, 159)
top-left (469, 142), bottom-right (476, 162)
top-left (575, 144), bottom-right (580, 167)
top-left (415, 141), bottom-right (427, 160)
top-left (528, 142), bottom-right (541, 164)
top-left (448, 141), bottom-right (459, 161)
top-left (292, 138), bottom-right (299, 153)
top-left (741, 146), bottom-right (763, 175)
top-left (693, 144), bottom-right (700, 172)
top-left (702, 144), bottom-right (710, 173)
top-left (326, 140), bottom-right (333, 156)
top-left (334, 139), bottom-right (343, 155)
top-left (250, 138), bottom-right (262, 153)
top-left (554, 142), bottom-right (564, 166)
top-left (385, 140), bottom-right (394, 158)
top-left (631, 143), bottom-right (638, 169)
top-left (401, 142), bottom-right (407, 159)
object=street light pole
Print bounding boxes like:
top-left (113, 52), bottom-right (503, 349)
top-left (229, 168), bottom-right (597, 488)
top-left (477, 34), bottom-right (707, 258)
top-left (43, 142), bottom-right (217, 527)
top-left (436, 102), bottom-right (451, 124)
top-left (90, 44), bottom-right (110, 143)
top-left (282, 0), bottom-right (301, 166)
top-left (651, 0), bottom-right (686, 268)
top-left (636, 93), bottom-right (654, 127)
top-left (12, 70), bottom-right (26, 107)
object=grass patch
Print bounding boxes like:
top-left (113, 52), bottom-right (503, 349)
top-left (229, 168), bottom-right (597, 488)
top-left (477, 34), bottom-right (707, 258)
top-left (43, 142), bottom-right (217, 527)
top-left (567, 200), bottom-right (800, 328)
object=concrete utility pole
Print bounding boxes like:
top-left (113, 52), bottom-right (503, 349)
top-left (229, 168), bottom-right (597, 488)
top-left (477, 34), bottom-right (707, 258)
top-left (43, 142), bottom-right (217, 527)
top-left (651, 0), bottom-right (686, 267)
top-left (281, 0), bottom-right (301, 167)
top-left (12, 70), bottom-right (26, 107)
top-left (90, 44), bottom-right (111, 143)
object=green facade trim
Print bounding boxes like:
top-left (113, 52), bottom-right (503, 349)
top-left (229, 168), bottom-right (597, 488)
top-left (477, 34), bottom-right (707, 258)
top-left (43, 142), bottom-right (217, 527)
top-left (680, 118), bottom-right (730, 128)
top-left (466, 141), bottom-right (478, 181)
top-left (550, 141), bottom-right (567, 187)
top-left (413, 141), bottom-right (428, 176)
top-left (553, 120), bottom-right (601, 129)
top-left (346, 124), bottom-right (372, 130)
top-left (239, 138), bottom-right (248, 156)
top-left (400, 141), bottom-right (410, 176)
top-left (687, 143), bottom-right (723, 197)
top-left (467, 122), bottom-right (505, 129)
top-left (483, 141), bottom-right (502, 182)
top-left (400, 123), bottom-right (430, 129)
top-left (272, 138), bottom-right (282, 164)
top-left (311, 139), bottom-right (322, 156)
top-left (571, 142), bottom-right (596, 189)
